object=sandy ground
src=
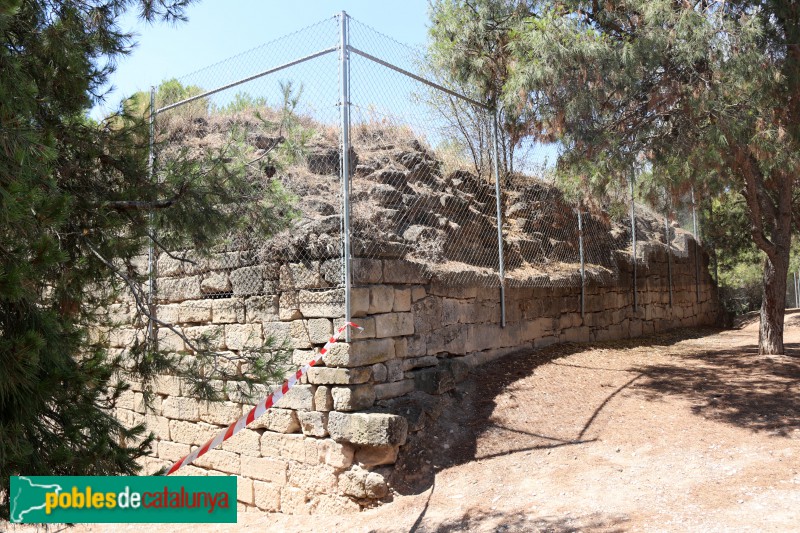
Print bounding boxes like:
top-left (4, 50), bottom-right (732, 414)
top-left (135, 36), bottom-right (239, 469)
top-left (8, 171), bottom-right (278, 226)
top-left (8, 313), bottom-right (800, 533)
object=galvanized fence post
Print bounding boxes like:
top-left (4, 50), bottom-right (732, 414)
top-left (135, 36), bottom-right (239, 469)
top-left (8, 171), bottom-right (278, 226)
top-left (491, 110), bottom-right (506, 328)
top-left (630, 173), bottom-right (637, 312)
top-left (147, 86), bottom-right (157, 347)
top-left (577, 205), bottom-right (586, 319)
top-left (691, 188), bottom-right (700, 303)
top-left (665, 211), bottom-right (673, 308)
top-left (340, 11), bottom-right (352, 341)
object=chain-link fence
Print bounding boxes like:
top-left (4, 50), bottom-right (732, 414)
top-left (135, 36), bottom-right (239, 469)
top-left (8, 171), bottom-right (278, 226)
top-left (146, 11), bottom-right (705, 335)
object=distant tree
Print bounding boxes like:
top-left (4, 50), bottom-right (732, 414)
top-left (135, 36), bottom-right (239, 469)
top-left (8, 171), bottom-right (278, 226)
top-left (429, 0), bottom-right (800, 354)
top-left (0, 0), bottom-right (294, 517)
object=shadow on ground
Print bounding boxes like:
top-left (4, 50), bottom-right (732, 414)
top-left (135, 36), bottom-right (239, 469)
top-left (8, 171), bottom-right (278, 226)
top-left (414, 508), bottom-right (630, 533)
top-left (388, 325), bottom-right (800, 531)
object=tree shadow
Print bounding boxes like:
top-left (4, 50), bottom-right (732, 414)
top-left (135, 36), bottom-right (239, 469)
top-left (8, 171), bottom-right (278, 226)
top-left (390, 328), bottom-right (720, 496)
top-left (414, 508), bottom-right (630, 532)
top-left (631, 341), bottom-right (800, 436)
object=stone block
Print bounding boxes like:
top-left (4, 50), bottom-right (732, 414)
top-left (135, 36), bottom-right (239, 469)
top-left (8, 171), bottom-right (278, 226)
top-left (144, 414), bottom-right (170, 439)
top-left (327, 412), bottom-right (408, 446)
top-left (161, 397), bottom-right (199, 421)
top-left (287, 463), bottom-right (338, 494)
top-left (365, 472), bottom-right (389, 499)
top-left (382, 260), bottom-right (428, 284)
top-left (156, 328), bottom-right (185, 352)
top-left (237, 476), bottom-right (254, 505)
top-left (354, 445), bottom-right (399, 467)
top-left (280, 262), bottom-right (329, 290)
top-left (246, 295), bottom-right (279, 322)
top-left (241, 456), bottom-right (287, 484)
top-left (307, 366), bottom-right (371, 385)
top-left (338, 468), bottom-right (368, 498)
top-left (261, 432), bottom-right (307, 462)
top-left (212, 298), bottom-right (245, 323)
top-left (262, 321), bottom-right (292, 345)
top-left (184, 324), bottom-right (225, 350)
top-left (317, 439), bottom-right (354, 469)
top-left (225, 323), bottom-right (263, 350)
top-left (251, 408), bottom-right (300, 433)
top-left (200, 272), bottom-right (231, 294)
top-left (314, 385), bottom-right (334, 412)
top-left (199, 401), bottom-right (242, 425)
top-left (168, 420), bottom-right (218, 446)
top-left (157, 256), bottom-right (186, 277)
top-left (374, 312), bottom-right (414, 338)
top-left (298, 411), bottom-right (328, 437)
top-left (158, 276), bottom-right (202, 302)
top-left (374, 379), bottom-right (414, 400)
top-left (352, 258), bottom-right (383, 284)
top-left (280, 487), bottom-right (309, 515)
top-left (312, 495), bottom-right (360, 514)
top-left (157, 441), bottom-right (190, 462)
top-left (413, 367), bottom-right (455, 395)
top-left (298, 289), bottom-right (344, 318)
top-left (323, 339), bottom-right (395, 367)
top-left (368, 286), bottom-right (394, 314)
top-left (350, 287), bottom-right (370, 317)
top-left (230, 266), bottom-right (264, 296)
top-left (393, 288), bottom-right (412, 312)
top-left (371, 363), bottom-right (387, 383)
top-left (411, 286), bottom-right (426, 302)
top-left (253, 481), bottom-right (282, 512)
top-left (291, 318), bottom-right (333, 349)
top-left (194, 449), bottom-right (240, 474)
top-left (331, 384), bottom-right (376, 411)
top-left (221, 428), bottom-right (262, 456)
top-left (275, 384), bottom-right (314, 411)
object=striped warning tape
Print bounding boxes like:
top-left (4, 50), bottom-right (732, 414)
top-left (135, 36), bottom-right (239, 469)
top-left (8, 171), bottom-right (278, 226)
top-left (166, 321), bottom-right (360, 475)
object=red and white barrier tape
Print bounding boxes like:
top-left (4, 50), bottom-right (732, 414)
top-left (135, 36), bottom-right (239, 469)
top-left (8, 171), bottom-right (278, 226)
top-left (166, 321), bottom-right (360, 475)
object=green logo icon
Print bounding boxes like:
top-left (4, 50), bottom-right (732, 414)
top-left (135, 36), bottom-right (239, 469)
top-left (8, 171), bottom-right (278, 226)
top-left (10, 476), bottom-right (236, 523)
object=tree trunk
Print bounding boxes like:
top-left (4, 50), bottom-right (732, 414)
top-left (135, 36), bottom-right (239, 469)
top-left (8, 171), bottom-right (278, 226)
top-left (759, 251), bottom-right (789, 354)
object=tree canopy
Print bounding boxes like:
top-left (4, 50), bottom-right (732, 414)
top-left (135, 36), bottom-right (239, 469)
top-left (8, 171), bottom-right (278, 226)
top-left (429, 0), bottom-right (800, 354)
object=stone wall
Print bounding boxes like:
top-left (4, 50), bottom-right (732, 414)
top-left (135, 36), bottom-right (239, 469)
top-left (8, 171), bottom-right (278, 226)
top-left (109, 235), bottom-right (717, 515)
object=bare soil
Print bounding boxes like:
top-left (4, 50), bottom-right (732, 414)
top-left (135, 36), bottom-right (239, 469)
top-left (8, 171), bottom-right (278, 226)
top-left (12, 314), bottom-right (800, 533)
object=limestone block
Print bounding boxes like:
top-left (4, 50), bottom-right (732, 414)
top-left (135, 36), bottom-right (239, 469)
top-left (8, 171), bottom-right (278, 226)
top-left (134, 391), bottom-right (162, 414)
top-left (275, 384), bottom-right (315, 411)
top-left (246, 295), bottom-right (280, 322)
top-left (338, 468), bottom-right (368, 498)
top-left (307, 366), bottom-right (371, 385)
top-left (251, 408), bottom-right (300, 433)
top-left (365, 471), bottom-right (389, 498)
top-left (352, 258), bottom-right (383, 284)
top-left (382, 260), bottom-right (428, 284)
top-left (212, 298), bottom-right (245, 323)
top-left (280, 487), bottom-right (310, 515)
top-left (374, 379), bottom-right (414, 400)
top-left (184, 324), bottom-right (225, 350)
top-left (200, 401), bottom-right (242, 425)
top-left (156, 328), bottom-right (185, 352)
top-left (411, 286), bottom-right (426, 302)
top-left (314, 385), bottom-right (334, 412)
top-left (298, 411), bottom-right (328, 437)
top-left (354, 445), bottom-right (399, 467)
top-left (407, 335), bottom-right (426, 357)
top-left (237, 476), bottom-right (254, 505)
top-left (225, 323), bottom-right (263, 350)
top-left (331, 384), bottom-right (376, 411)
top-left (393, 288), bottom-right (412, 312)
top-left (298, 289), bottom-right (344, 318)
top-left (253, 481), bottom-right (281, 512)
top-left (157, 441), bottom-right (190, 462)
top-left (109, 327), bottom-right (144, 348)
top-left (280, 262), bottom-right (329, 290)
top-left (394, 338), bottom-right (408, 359)
top-left (161, 397), bottom-right (199, 421)
top-left (262, 321), bottom-right (292, 346)
top-left (316, 439), bottom-right (354, 469)
top-left (371, 363), bottom-right (387, 383)
top-left (312, 495), bottom-right (360, 514)
top-left (288, 463), bottom-right (338, 494)
top-left (403, 356), bottom-right (439, 371)
top-left (350, 287), bottom-right (370, 317)
top-left (241, 456), bottom-right (288, 484)
top-left (144, 414), bottom-right (170, 439)
top-left (168, 420), bottom-right (218, 446)
top-left (413, 367), bottom-right (455, 395)
top-left (221, 428), bottom-right (262, 457)
top-left (327, 412), bottom-right (408, 446)
top-left (374, 312), bottom-right (414, 338)
top-left (291, 318), bottom-right (333, 349)
top-left (323, 339), bottom-right (395, 367)
top-left (200, 272), bottom-right (231, 294)
top-left (193, 449), bottom-right (240, 474)
top-left (261, 432), bottom-right (307, 462)
top-left (230, 266), bottom-right (264, 296)
top-left (368, 285), bottom-right (394, 314)
top-left (158, 276), bottom-right (202, 302)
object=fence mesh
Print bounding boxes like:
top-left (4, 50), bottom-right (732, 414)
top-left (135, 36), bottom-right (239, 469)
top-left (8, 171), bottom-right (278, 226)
top-left (145, 12), bottom-right (707, 329)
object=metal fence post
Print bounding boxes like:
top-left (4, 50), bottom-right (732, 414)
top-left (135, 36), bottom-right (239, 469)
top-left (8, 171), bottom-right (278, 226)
top-left (147, 86), bottom-right (157, 347)
top-left (577, 205), bottom-right (586, 319)
top-left (691, 188), bottom-right (700, 303)
top-left (339, 11), bottom-right (352, 341)
top-left (491, 110), bottom-right (506, 327)
top-left (630, 173), bottom-right (637, 312)
top-left (665, 211), bottom-right (673, 308)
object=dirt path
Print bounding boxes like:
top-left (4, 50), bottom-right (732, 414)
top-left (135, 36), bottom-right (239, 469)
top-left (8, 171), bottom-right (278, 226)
top-left (21, 316), bottom-right (800, 532)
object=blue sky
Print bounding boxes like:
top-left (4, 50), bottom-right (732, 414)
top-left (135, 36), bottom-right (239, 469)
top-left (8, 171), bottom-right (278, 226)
top-left (96, 1), bottom-right (430, 115)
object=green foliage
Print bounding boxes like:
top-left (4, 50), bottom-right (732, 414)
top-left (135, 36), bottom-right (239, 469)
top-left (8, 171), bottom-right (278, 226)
top-left (0, 0), bottom-right (295, 515)
top-left (214, 91), bottom-right (268, 115)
